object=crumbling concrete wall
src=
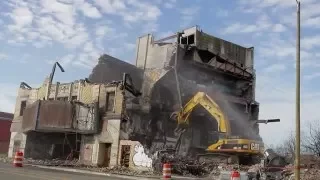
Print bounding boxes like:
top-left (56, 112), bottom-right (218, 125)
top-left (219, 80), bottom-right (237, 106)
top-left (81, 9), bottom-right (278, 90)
top-left (9, 86), bottom-right (38, 157)
top-left (119, 27), bottom-right (261, 157)
top-left (88, 54), bottom-right (143, 89)
top-left (80, 135), bottom-right (105, 166)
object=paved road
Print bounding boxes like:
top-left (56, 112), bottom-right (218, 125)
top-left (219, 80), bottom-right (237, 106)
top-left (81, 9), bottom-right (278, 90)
top-left (0, 163), bottom-right (139, 180)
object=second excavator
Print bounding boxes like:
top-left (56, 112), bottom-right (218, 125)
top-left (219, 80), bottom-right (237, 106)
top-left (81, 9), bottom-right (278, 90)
top-left (169, 91), bottom-right (280, 165)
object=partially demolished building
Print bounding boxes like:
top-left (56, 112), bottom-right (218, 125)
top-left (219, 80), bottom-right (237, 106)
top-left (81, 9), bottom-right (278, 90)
top-left (9, 26), bottom-right (260, 170)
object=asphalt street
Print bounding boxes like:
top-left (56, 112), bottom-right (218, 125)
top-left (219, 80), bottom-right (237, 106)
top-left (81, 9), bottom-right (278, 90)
top-left (0, 162), bottom-right (142, 180)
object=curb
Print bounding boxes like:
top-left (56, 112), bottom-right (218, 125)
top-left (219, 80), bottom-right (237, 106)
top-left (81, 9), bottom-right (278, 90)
top-left (31, 165), bottom-right (156, 180)
top-left (30, 165), bottom-right (204, 180)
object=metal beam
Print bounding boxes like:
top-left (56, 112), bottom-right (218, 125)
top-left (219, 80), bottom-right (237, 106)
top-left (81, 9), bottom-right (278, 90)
top-left (153, 34), bottom-right (178, 44)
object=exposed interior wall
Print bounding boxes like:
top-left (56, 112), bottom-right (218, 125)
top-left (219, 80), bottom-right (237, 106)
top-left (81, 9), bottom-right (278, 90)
top-left (24, 132), bottom-right (80, 160)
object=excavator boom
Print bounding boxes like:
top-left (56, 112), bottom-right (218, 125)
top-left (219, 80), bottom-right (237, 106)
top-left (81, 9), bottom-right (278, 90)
top-left (176, 92), bottom-right (231, 134)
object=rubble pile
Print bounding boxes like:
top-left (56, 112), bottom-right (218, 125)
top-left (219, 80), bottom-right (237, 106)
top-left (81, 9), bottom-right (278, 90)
top-left (301, 168), bottom-right (320, 180)
top-left (0, 154), bottom-right (11, 163)
top-left (65, 165), bottom-right (158, 177)
top-left (281, 167), bottom-right (320, 180)
top-left (25, 158), bottom-right (80, 167)
top-left (26, 158), bottom-right (158, 177)
top-left (152, 151), bottom-right (211, 177)
top-left (152, 150), bottom-right (252, 177)
top-left (255, 155), bottom-right (320, 180)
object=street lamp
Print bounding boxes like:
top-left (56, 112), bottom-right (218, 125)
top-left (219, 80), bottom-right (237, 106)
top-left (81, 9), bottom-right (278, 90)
top-left (295, 0), bottom-right (301, 180)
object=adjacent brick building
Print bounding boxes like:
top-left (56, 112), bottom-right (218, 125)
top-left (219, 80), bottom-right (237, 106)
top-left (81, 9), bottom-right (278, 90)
top-left (0, 112), bottom-right (13, 154)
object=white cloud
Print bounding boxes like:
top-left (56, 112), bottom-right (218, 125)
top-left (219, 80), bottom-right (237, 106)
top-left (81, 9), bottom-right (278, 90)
top-left (83, 41), bottom-right (94, 52)
top-left (59, 54), bottom-right (75, 67)
top-left (221, 15), bottom-right (287, 34)
top-left (216, 9), bottom-right (229, 17)
top-left (304, 72), bottom-right (320, 80)
top-left (73, 52), bottom-right (100, 69)
top-left (9, 7), bottom-right (33, 29)
top-left (124, 43), bottom-right (135, 51)
top-left (46, 54), bottom-right (75, 68)
top-left (0, 53), bottom-right (8, 61)
top-left (304, 16), bottom-right (320, 28)
top-left (3, 0), bottom-right (160, 69)
top-left (0, 83), bottom-right (18, 113)
top-left (5, 0), bottom-right (90, 50)
top-left (142, 22), bottom-right (159, 33)
top-left (239, 0), bottom-right (317, 10)
top-left (263, 63), bottom-right (287, 73)
top-left (95, 25), bottom-right (114, 37)
top-left (40, 0), bottom-right (76, 25)
top-left (94, 0), bottom-right (126, 14)
top-left (301, 35), bottom-right (320, 50)
top-left (272, 24), bottom-right (287, 32)
top-left (94, 0), bottom-right (161, 23)
top-left (76, 1), bottom-right (102, 19)
top-left (179, 7), bottom-right (200, 28)
top-left (154, 0), bottom-right (177, 9)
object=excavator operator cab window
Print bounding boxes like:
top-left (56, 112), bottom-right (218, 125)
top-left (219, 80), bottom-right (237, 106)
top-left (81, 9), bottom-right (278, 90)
top-left (218, 133), bottom-right (227, 139)
top-left (207, 131), bottom-right (219, 144)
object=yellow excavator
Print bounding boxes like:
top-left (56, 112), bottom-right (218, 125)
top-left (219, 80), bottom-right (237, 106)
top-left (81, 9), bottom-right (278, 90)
top-left (170, 92), bottom-right (280, 165)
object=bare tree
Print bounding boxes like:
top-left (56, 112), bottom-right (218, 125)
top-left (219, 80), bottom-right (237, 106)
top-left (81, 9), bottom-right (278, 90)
top-left (274, 132), bottom-right (296, 163)
top-left (303, 120), bottom-right (320, 156)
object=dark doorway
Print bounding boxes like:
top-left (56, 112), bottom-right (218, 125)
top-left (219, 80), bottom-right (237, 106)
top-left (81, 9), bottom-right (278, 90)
top-left (120, 145), bottom-right (131, 167)
top-left (103, 143), bottom-right (112, 167)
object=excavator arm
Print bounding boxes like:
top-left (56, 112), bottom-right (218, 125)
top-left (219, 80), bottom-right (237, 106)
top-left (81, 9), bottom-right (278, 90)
top-left (174, 92), bottom-right (231, 135)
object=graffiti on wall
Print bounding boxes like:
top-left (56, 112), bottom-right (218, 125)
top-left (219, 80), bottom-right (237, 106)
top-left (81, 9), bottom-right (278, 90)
top-left (132, 144), bottom-right (152, 168)
top-left (83, 144), bottom-right (92, 162)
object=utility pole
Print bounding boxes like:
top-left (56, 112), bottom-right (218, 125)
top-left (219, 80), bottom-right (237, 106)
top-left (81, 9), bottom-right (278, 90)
top-left (295, 0), bottom-right (301, 180)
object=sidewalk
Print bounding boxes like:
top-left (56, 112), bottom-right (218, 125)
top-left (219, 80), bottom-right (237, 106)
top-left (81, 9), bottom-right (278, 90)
top-left (30, 164), bottom-right (207, 180)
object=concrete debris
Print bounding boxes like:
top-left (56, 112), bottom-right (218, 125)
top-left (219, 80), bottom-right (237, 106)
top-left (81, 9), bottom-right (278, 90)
top-left (25, 158), bottom-right (159, 177)
top-left (281, 164), bottom-right (320, 180)
top-left (152, 150), bottom-right (251, 178)
top-left (0, 155), bottom-right (11, 164)
top-left (25, 158), bottom-right (80, 167)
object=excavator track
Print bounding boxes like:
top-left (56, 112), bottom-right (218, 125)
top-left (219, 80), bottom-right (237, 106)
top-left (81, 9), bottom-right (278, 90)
top-left (197, 153), bottom-right (261, 165)
top-left (197, 153), bottom-right (239, 165)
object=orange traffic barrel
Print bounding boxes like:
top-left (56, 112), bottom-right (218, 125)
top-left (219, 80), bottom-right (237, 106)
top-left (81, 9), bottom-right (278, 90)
top-left (163, 163), bottom-right (172, 179)
top-left (230, 170), bottom-right (240, 180)
top-left (13, 151), bottom-right (24, 167)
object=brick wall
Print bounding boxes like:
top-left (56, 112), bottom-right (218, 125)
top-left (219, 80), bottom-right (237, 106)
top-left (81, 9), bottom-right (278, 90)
top-left (0, 112), bottom-right (13, 154)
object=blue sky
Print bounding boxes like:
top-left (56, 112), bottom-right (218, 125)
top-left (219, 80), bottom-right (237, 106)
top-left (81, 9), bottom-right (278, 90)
top-left (0, 0), bottom-right (320, 146)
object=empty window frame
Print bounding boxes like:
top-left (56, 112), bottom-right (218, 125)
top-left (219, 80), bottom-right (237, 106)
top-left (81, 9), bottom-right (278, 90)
top-left (106, 91), bottom-right (115, 112)
top-left (71, 96), bottom-right (78, 101)
top-left (19, 101), bottom-right (27, 116)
